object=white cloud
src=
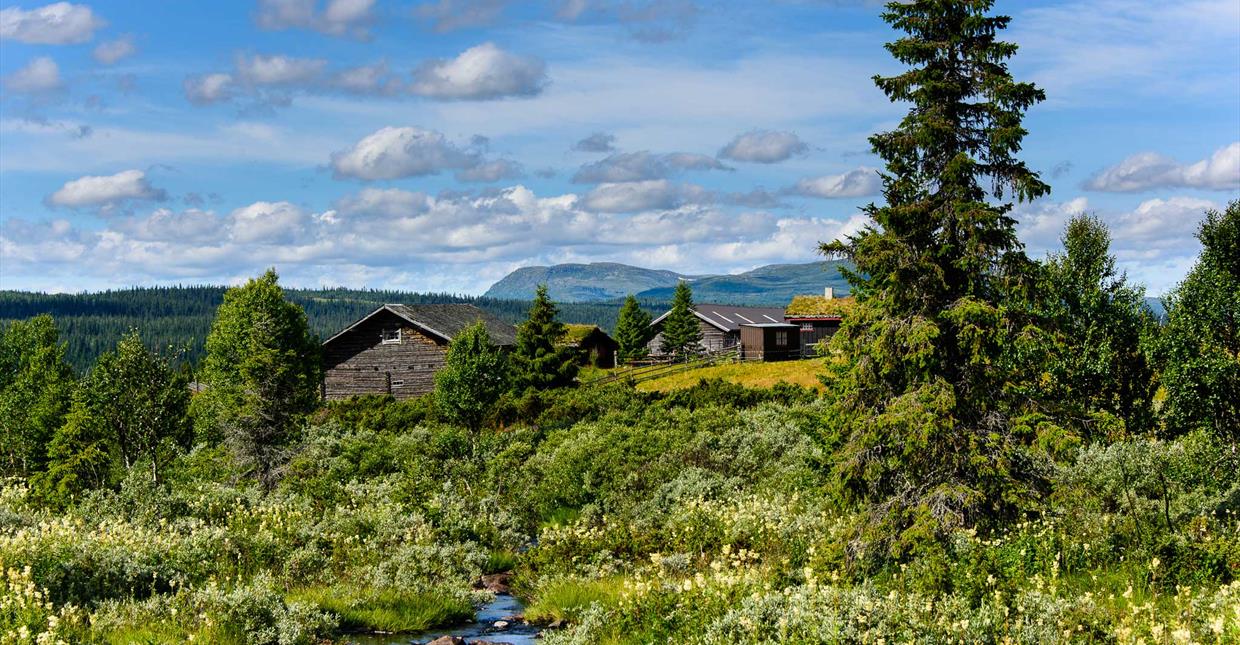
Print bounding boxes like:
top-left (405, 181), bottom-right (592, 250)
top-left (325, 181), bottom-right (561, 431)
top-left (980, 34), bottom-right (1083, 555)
top-left (791, 166), bottom-right (881, 198)
top-left (332, 62), bottom-right (397, 94)
top-left (1085, 142), bottom-right (1240, 192)
top-left (415, 0), bottom-right (507, 32)
top-left (330, 126), bottom-right (477, 180)
top-left (572, 150), bottom-right (730, 183)
top-left (183, 73), bottom-right (234, 105)
top-left (456, 158), bottom-right (524, 182)
top-left (410, 42), bottom-right (547, 100)
top-left (115, 208), bottom-right (226, 243)
top-left (46, 169), bottom-right (166, 209)
top-left (5, 56), bottom-right (63, 94)
top-left (719, 129), bottom-right (808, 163)
top-left (255, 0), bottom-right (375, 39)
top-left (581, 179), bottom-right (689, 212)
top-left (0, 2), bottom-right (104, 44)
top-left (92, 35), bottom-right (135, 64)
top-left (235, 54), bottom-right (327, 86)
top-left (335, 188), bottom-right (431, 218)
top-left (229, 201), bottom-right (310, 244)
top-left (573, 132), bottom-right (616, 153)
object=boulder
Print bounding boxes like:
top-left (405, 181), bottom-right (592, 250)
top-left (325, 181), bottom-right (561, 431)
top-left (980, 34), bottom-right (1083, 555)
top-left (426, 637), bottom-right (466, 645)
top-left (474, 572), bottom-right (513, 594)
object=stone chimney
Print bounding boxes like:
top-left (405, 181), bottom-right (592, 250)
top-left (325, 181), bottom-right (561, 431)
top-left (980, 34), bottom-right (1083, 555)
top-left (824, 287), bottom-right (834, 299)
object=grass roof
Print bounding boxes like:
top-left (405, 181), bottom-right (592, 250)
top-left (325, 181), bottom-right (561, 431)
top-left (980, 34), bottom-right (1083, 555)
top-left (785, 295), bottom-right (855, 317)
top-left (559, 323), bottom-right (600, 345)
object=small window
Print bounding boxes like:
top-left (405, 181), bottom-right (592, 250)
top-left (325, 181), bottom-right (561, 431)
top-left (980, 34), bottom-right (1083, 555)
top-left (775, 331), bottom-right (789, 346)
top-left (391, 380), bottom-right (405, 387)
top-left (800, 322), bottom-right (814, 331)
top-left (381, 328), bottom-right (401, 344)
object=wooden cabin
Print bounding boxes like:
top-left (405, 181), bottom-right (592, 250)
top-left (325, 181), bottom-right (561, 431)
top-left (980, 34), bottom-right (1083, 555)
top-left (784, 289), bottom-right (854, 357)
top-left (558, 324), bottom-right (619, 369)
top-left (322, 304), bottom-right (517, 400)
top-left (646, 304), bottom-right (788, 356)
top-left (739, 323), bottom-right (800, 361)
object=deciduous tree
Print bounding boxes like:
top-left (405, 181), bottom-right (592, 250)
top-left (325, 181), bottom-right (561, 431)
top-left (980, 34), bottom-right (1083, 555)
top-left (435, 321), bottom-right (510, 432)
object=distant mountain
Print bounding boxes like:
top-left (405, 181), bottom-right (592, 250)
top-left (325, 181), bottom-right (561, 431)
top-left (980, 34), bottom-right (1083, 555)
top-left (484, 261), bottom-right (851, 306)
top-left (484, 262), bottom-right (690, 302)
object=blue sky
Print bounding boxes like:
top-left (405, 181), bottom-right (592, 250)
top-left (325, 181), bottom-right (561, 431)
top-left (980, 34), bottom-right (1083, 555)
top-left (1, 0), bottom-right (1237, 295)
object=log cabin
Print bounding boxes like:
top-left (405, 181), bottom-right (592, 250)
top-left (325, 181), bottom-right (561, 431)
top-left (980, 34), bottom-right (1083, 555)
top-left (784, 288), bottom-right (855, 357)
top-left (322, 304), bottom-right (517, 400)
top-left (558, 324), bottom-right (619, 369)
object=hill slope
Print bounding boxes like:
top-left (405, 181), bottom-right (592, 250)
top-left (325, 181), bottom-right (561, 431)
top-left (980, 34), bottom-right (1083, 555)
top-left (485, 261), bottom-right (851, 305)
top-left (484, 262), bottom-right (688, 302)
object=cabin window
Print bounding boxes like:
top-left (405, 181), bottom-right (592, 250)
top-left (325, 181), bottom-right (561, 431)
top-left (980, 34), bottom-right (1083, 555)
top-left (800, 322), bottom-right (814, 331)
top-left (775, 331), bottom-right (789, 346)
top-left (391, 380), bottom-right (405, 387)
top-left (381, 327), bottom-right (401, 344)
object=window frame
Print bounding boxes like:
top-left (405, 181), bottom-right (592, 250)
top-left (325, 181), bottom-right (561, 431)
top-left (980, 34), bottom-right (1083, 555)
top-left (381, 327), bottom-right (401, 344)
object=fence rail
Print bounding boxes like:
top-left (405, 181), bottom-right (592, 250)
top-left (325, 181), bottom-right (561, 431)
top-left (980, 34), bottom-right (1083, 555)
top-left (583, 345), bottom-right (740, 387)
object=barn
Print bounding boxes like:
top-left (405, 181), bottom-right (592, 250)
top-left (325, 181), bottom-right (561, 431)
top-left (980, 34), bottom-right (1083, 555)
top-left (322, 304), bottom-right (517, 400)
top-left (784, 289), bottom-right (854, 357)
top-left (558, 324), bottom-right (619, 368)
top-left (646, 304), bottom-right (788, 356)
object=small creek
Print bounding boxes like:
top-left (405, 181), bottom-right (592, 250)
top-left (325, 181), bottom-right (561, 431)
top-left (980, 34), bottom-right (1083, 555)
top-left (345, 593), bottom-right (540, 645)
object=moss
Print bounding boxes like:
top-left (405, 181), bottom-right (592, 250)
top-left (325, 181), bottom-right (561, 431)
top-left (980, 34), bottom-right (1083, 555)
top-left (785, 295), bottom-right (855, 317)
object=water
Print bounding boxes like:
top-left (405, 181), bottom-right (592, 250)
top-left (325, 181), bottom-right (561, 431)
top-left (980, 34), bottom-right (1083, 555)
top-left (344, 593), bottom-right (541, 645)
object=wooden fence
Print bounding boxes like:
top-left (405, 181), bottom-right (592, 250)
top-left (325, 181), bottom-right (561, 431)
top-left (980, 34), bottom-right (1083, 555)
top-left (582, 345), bottom-right (741, 387)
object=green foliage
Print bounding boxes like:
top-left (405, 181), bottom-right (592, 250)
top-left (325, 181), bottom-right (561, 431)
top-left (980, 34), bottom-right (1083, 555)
top-left (192, 270), bottom-right (321, 488)
top-left (0, 314), bottom-right (75, 478)
top-left (614, 295), bottom-right (653, 364)
top-left (514, 285), bottom-right (579, 390)
top-left (1039, 215), bottom-right (1157, 437)
top-left (1155, 201), bottom-right (1240, 445)
top-left (660, 282), bottom-right (703, 357)
top-left (818, 0), bottom-right (1054, 560)
top-left (35, 332), bottom-right (191, 506)
top-left (290, 586), bottom-right (472, 633)
top-left (435, 321), bottom-right (511, 431)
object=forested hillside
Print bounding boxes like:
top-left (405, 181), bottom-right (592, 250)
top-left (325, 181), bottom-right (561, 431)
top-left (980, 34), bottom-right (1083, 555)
top-left (0, 287), bottom-right (662, 372)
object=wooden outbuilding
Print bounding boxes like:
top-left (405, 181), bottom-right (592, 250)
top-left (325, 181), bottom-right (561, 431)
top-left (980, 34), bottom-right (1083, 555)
top-left (322, 304), bottom-right (517, 400)
top-left (646, 303), bottom-right (788, 356)
top-left (784, 289), bottom-right (854, 357)
top-left (558, 324), bottom-right (619, 369)
top-left (739, 323), bottom-right (801, 361)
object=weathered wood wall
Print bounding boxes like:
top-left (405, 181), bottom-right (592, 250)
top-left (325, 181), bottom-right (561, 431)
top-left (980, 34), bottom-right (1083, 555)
top-left (323, 310), bottom-right (448, 400)
top-left (646, 319), bottom-right (735, 356)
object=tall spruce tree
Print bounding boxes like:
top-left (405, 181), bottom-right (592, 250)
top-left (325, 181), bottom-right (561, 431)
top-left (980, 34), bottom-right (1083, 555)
top-left (614, 295), bottom-right (653, 364)
top-left (820, 0), bottom-right (1051, 559)
top-left (660, 281), bottom-right (703, 358)
top-left (191, 270), bottom-right (321, 489)
top-left (513, 285), bottom-right (578, 390)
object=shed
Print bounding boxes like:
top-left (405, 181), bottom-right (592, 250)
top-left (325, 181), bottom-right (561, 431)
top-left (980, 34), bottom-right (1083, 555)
top-left (322, 304), bottom-right (517, 400)
top-left (739, 323), bottom-right (800, 362)
top-left (559, 324), bottom-right (619, 369)
top-left (647, 303), bottom-right (788, 356)
top-left (785, 291), bottom-right (854, 356)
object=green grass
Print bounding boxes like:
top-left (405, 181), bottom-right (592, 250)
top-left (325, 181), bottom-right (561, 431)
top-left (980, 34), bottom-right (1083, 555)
top-left (636, 359), bottom-right (826, 393)
top-left (524, 577), bottom-right (626, 624)
top-left (485, 549), bottom-right (520, 574)
top-left (289, 586), bottom-right (473, 633)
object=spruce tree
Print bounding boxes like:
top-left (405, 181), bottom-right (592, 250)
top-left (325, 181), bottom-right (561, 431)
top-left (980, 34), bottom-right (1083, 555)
top-left (660, 281), bottom-right (703, 358)
top-left (820, 0), bottom-right (1051, 559)
top-left (191, 270), bottom-right (321, 489)
top-left (614, 295), bottom-right (653, 364)
top-left (513, 285), bottom-right (578, 390)
top-left (0, 315), bottom-right (74, 478)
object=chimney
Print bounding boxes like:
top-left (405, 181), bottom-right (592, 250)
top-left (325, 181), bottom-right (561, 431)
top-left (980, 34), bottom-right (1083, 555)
top-left (824, 287), bottom-right (834, 300)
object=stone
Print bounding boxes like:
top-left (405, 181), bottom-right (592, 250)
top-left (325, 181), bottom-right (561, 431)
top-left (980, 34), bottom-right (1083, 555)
top-left (491, 620), bottom-right (509, 629)
top-left (426, 637), bottom-right (466, 645)
top-left (475, 572), bottom-right (513, 594)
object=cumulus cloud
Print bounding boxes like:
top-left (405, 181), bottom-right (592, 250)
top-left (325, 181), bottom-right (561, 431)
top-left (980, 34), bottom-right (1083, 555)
top-left (330, 126), bottom-right (477, 180)
top-left (719, 129), bottom-right (808, 163)
top-left (409, 42), bottom-right (547, 100)
top-left (335, 187), bottom-right (431, 218)
top-left (572, 151), bottom-right (731, 183)
top-left (5, 56), bottom-right (63, 94)
top-left (580, 179), bottom-right (708, 212)
top-left (456, 158), bottom-right (524, 183)
top-left (331, 62), bottom-right (398, 94)
top-left (229, 201), bottom-right (310, 244)
top-left (46, 169), bottom-right (166, 209)
top-left (115, 208), bottom-right (226, 243)
top-left (255, 0), bottom-right (375, 39)
top-left (1085, 142), bottom-right (1240, 192)
top-left (0, 2), bottom-right (104, 44)
top-left (183, 73), bottom-right (234, 105)
top-left (92, 35), bottom-right (135, 64)
top-left (790, 166), bottom-right (881, 198)
top-left (573, 132), bottom-right (616, 153)
top-left (416, 0), bottom-right (507, 32)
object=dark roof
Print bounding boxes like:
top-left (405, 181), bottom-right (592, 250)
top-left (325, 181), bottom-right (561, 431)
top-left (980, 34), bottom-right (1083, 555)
top-left (740, 322), bottom-right (797, 328)
top-left (651, 303), bottom-right (788, 332)
top-left (324, 304), bottom-right (518, 346)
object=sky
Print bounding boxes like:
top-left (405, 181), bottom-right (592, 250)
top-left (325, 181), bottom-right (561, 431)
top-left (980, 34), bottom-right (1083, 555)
top-left (0, 0), bottom-right (1237, 296)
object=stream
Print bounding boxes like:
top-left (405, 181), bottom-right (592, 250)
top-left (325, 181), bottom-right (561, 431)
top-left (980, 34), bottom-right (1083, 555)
top-left (345, 593), bottom-right (541, 645)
